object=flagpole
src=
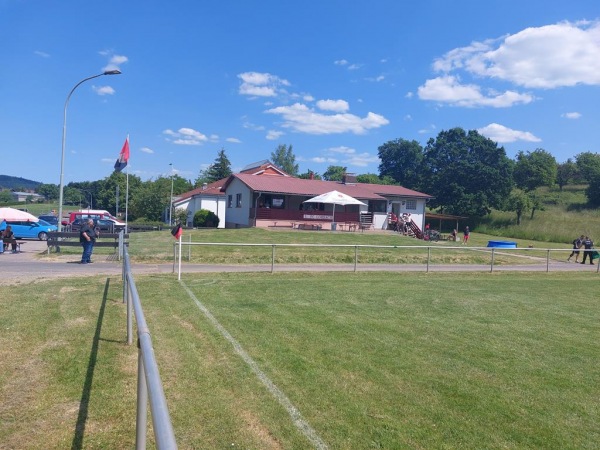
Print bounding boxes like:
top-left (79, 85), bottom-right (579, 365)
top-left (125, 134), bottom-right (129, 234)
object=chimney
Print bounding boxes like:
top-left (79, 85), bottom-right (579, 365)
top-left (202, 183), bottom-right (207, 190)
top-left (309, 172), bottom-right (314, 180)
top-left (342, 173), bottom-right (357, 184)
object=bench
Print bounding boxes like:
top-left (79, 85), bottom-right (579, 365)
top-left (294, 222), bottom-right (323, 230)
top-left (2, 241), bottom-right (25, 253)
top-left (47, 231), bottom-right (129, 254)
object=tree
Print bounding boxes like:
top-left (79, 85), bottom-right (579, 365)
top-left (271, 144), bottom-right (299, 176)
top-left (504, 189), bottom-right (532, 225)
top-left (322, 166), bottom-right (346, 181)
top-left (556, 159), bottom-right (578, 191)
top-left (513, 148), bottom-right (557, 191)
top-left (575, 152), bottom-right (600, 183)
top-left (421, 128), bottom-right (514, 216)
top-left (129, 177), bottom-right (172, 221)
top-left (378, 138), bottom-right (424, 189)
top-left (0, 190), bottom-right (12, 202)
top-left (585, 176), bottom-right (600, 207)
top-left (36, 183), bottom-right (59, 201)
top-left (205, 148), bottom-right (232, 182)
top-left (356, 173), bottom-right (396, 185)
top-left (298, 169), bottom-right (322, 180)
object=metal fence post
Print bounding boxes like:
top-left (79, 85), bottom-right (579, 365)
top-left (426, 247), bottom-right (430, 273)
top-left (547, 249), bottom-right (550, 272)
top-left (491, 248), bottom-right (495, 273)
top-left (271, 244), bottom-right (275, 273)
top-left (354, 245), bottom-right (358, 272)
top-left (136, 348), bottom-right (148, 449)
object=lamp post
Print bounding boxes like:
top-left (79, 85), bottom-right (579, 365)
top-left (57, 70), bottom-right (121, 231)
top-left (168, 163), bottom-right (174, 225)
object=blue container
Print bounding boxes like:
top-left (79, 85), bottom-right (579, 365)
top-left (487, 240), bottom-right (517, 248)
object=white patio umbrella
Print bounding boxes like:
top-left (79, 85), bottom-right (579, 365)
top-left (302, 190), bottom-right (366, 225)
top-left (0, 207), bottom-right (39, 222)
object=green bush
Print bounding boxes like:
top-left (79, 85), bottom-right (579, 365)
top-left (193, 209), bottom-right (219, 228)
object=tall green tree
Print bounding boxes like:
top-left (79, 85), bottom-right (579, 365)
top-left (556, 159), bottom-right (578, 191)
top-left (378, 138), bottom-right (424, 189)
top-left (129, 177), bottom-right (172, 221)
top-left (36, 183), bottom-right (59, 201)
top-left (271, 144), bottom-right (299, 176)
top-left (513, 148), bottom-right (557, 191)
top-left (421, 128), bottom-right (513, 216)
top-left (322, 165), bottom-right (346, 181)
top-left (205, 148), bottom-right (232, 182)
top-left (575, 152), bottom-right (600, 183)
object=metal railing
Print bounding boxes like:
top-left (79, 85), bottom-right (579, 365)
top-left (172, 241), bottom-right (600, 278)
top-left (123, 246), bottom-right (177, 449)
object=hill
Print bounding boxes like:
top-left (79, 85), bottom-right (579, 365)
top-left (0, 175), bottom-right (41, 190)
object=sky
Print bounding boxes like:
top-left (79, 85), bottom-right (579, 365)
top-left (1, 0), bottom-right (599, 185)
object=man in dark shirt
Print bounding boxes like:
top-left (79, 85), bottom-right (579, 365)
top-left (79, 219), bottom-right (98, 264)
top-left (580, 236), bottom-right (594, 265)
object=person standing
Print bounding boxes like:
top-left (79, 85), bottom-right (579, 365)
top-left (580, 236), bottom-right (594, 265)
top-left (463, 226), bottom-right (470, 244)
top-left (79, 218), bottom-right (98, 264)
top-left (567, 235), bottom-right (584, 262)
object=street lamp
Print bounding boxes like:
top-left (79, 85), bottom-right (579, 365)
top-left (168, 163), bottom-right (174, 225)
top-left (57, 69), bottom-right (121, 231)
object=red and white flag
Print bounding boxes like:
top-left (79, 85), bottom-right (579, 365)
top-left (114, 136), bottom-right (130, 173)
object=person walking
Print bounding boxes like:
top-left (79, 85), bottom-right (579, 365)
top-left (580, 236), bottom-right (594, 265)
top-left (462, 226), bottom-right (470, 244)
top-left (79, 218), bottom-right (98, 264)
top-left (567, 235), bottom-right (585, 263)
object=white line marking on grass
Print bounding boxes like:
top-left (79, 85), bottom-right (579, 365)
top-left (180, 280), bottom-right (328, 450)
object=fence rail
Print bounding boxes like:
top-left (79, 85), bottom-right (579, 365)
top-left (123, 246), bottom-right (177, 449)
top-left (172, 241), bottom-right (600, 278)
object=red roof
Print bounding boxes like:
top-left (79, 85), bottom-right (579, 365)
top-left (223, 173), bottom-right (431, 200)
top-left (175, 179), bottom-right (226, 202)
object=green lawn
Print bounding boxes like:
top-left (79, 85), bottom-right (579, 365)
top-left (1, 271), bottom-right (598, 448)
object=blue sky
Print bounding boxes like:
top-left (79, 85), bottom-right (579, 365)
top-left (1, 0), bottom-right (599, 185)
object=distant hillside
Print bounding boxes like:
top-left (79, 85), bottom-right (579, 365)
top-left (0, 175), bottom-right (41, 190)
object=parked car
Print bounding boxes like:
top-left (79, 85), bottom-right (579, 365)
top-left (69, 218), bottom-right (125, 232)
top-left (38, 215), bottom-right (59, 226)
top-left (0, 219), bottom-right (57, 240)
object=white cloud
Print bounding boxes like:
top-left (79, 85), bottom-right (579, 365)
top-left (316, 99), bottom-right (349, 113)
top-left (348, 64), bottom-right (362, 70)
top-left (421, 21), bottom-right (600, 108)
top-left (334, 59), bottom-right (348, 66)
top-left (477, 123), bottom-right (541, 143)
top-left (418, 75), bottom-right (534, 107)
top-left (140, 147), bottom-right (154, 154)
top-left (101, 52), bottom-right (128, 72)
top-left (226, 137), bottom-right (242, 143)
top-left (92, 85), bottom-right (116, 96)
top-left (238, 72), bottom-right (290, 97)
top-left (562, 112), bottom-right (582, 119)
top-left (344, 153), bottom-right (379, 167)
top-left (34, 50), bottom-right (50, 58)
top-left (266, 130), bottom-right (284, 140)
top-left (265, 103), bottom-right (389, 135)
top-left (328, 146), bottom-right (355, 155)
top-left (163, 127), bottom-right (209, 145)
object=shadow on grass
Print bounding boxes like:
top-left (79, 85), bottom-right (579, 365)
top-left (71, 278), bottom-right (110, 450)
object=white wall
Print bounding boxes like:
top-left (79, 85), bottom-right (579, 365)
top-left (224, 178), bottom-right (251, 227)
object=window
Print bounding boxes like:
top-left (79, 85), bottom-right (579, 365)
top-left (227, 195), bottom-right (233, 208)
top-left (236, 193), bottom-right (242, 208)
top-left (405, 199), bottom-right (417, 210)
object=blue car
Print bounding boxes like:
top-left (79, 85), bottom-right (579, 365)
top-left (0, 219), bottom-right (58, 240)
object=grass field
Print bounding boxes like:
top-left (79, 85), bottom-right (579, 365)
top-left (1, 271), bottom-right (599, 449)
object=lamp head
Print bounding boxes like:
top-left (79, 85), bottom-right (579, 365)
top-left (103, 69), bottom-right (122, 75)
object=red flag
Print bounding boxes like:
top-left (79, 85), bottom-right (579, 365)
top-left (171, 223), bottom-right (182, 240)
top-left (114, 136), bottom-right (130, 173)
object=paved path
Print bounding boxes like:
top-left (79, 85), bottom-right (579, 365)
top-left (1, 240), bottom-right (597, 285)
